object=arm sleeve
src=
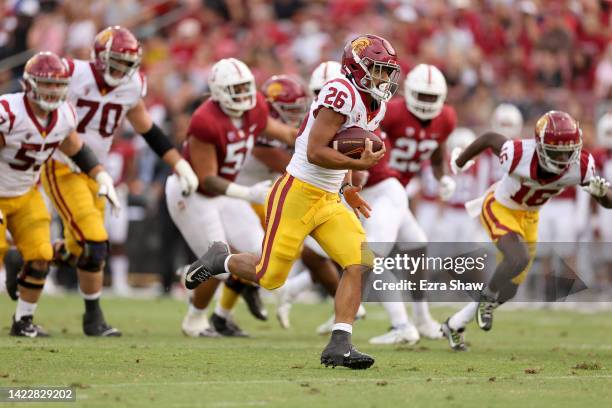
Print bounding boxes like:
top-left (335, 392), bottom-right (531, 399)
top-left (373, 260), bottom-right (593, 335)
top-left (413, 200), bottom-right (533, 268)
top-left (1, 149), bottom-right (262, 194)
top-left (580, 152), bottom-right (597, 184)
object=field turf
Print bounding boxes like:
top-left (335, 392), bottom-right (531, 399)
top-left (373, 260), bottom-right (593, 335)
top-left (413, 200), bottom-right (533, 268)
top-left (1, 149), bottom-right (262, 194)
top-left (0, 295), bottom-right (610, 407)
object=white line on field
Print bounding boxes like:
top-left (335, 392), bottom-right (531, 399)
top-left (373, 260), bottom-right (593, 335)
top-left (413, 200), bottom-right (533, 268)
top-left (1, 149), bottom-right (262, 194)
top-left (88, 375), bottom-right (612, 389)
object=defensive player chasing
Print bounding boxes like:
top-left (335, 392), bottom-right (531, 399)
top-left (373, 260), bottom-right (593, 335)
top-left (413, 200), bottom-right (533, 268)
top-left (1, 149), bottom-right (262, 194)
top-left (41, 26), bottom-right (198, 336)
top-left (184, 34), bottom-right (400, 369)
top-left (1, 52), bottom-right (119, 336)
top-left (442, 111), bottom-right (612, 350)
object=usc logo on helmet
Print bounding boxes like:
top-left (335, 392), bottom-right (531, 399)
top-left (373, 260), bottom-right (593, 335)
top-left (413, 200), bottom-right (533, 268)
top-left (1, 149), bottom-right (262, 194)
top-left (351, 37), bottom-right (372, 57)
top-left (95, 28), bottom-right (114, 46)
top-left (535, 115), bottom-right (548, 138)
top-left (266, 82), bottom-right (284, 100)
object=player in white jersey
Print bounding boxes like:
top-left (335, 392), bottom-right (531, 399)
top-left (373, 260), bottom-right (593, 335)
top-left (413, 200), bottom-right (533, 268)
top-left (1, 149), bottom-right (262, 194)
top-left (442, 111), bottom-right (612, 350)
top-left (40, 26), bottom-right (198, 337)
top-left (1, 52), bottom-right (119, 337)
top-left (183, 35), bottom-right (399, 369)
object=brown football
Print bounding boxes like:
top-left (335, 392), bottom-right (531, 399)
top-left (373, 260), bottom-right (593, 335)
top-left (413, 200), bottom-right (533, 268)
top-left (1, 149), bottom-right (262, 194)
top-left (329, 127), bottom-right (383, 159)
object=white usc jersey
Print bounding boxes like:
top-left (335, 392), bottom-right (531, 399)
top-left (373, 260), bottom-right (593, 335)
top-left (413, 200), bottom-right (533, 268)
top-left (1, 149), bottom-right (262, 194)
top-left (57, 59), bottom-right (146, 167)
top-left (0, 93), bottom-right (76, 197)
top-left (286, 78), bottom-right (386, 192)
top-left (494, 139), bottom-right (595, 211)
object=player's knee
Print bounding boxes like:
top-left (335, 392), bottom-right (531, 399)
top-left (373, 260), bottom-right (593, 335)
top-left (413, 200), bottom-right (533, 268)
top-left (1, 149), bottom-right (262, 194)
top-left (17, 261), bottom-right (50, 289)
top-left (76, 240), bottom-right (109, 272)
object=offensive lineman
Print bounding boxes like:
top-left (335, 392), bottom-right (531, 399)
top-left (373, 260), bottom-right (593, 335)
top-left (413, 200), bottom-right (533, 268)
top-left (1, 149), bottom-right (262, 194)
top-left (41, 26), bottom-right (198, 336)
top-left (2, 52), bottom-right (119, 336)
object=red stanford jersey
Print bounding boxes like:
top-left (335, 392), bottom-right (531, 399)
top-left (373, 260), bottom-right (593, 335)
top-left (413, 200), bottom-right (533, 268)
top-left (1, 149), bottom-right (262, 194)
top-left (185, 92), bottom-right (269, 190)
top-left (382, 99), bottom-right (456, 186)
top-left (364, 132), bottom-right (400, 188)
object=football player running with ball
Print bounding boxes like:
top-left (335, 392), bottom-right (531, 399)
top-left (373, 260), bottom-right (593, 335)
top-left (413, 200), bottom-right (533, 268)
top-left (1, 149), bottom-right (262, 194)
top-left (41, 26), bottom-right (199, 337)
top-left (442, 111), bottom-right (612, 351)
top-left (184, 35), bottom-right (400, 369)
top-left (1, 52), bottom-right (119, 336)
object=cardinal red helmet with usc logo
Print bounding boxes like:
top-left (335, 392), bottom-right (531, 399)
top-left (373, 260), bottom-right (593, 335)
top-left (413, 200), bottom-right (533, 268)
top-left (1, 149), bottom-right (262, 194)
top-left (23, 51), bottom-right (71, 112)
top-left (341, 34), bottom-right (400, 102)
top-left (262, 75), bottom-right (309, 127)
top-left (534, 110), bottom-right (583, 174)
top-left (93, 26), bottom-right (142, 87)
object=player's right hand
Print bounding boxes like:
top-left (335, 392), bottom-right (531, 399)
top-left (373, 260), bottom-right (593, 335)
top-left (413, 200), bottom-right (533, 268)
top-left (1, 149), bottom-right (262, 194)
top-left (583, 176), bottom-right (610, 198)
top-left (355, 138), bottom-right (385, 170)
top-left (450, 147), bottom-right (475, 175)
top-left (247, 180), bottom-right (272, 204)
top-left (96, 171), bottom-right (122, 216)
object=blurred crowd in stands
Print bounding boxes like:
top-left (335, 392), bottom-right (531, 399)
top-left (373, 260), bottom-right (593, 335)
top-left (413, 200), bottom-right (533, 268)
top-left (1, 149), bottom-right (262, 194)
top-left (1, 0), bottom-right (611, 293)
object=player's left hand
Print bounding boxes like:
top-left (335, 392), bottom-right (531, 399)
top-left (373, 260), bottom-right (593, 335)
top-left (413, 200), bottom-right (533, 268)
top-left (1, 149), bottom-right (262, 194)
top-left (343, 185), bottom-right (372, 218)
top-left (96, 171), bottom-right (122, 215)
top-left (174, 159), bottom-right (199, 196)
top-left (438, 175), bottom-right (456, 201)
top-left (583, 176), bottom-right (610, 198)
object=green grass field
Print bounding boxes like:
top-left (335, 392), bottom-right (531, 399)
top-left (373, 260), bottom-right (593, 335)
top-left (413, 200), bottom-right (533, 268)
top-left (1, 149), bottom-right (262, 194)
top-left (0, 295), bottom-right (610, 407)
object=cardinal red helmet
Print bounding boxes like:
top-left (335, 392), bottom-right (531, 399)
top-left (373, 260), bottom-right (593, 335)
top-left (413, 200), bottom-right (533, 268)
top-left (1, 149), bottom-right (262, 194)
top-left (23, 51), bottom-right (71, 112)
top-left (93, 26), bottom-right (142, 87)
top-left (341, 34), bottom-right (400, 102)
top-left (534, 110), bottom-right (582, 174)
top-left (262, 75), bottom-right (309, 127)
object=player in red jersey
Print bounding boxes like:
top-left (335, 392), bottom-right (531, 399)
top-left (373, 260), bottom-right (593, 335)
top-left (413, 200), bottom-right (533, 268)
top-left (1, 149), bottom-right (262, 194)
top-left (378, 64), bottom-right (458, 341)
top-left (166, 58), bottom-right (296, 337)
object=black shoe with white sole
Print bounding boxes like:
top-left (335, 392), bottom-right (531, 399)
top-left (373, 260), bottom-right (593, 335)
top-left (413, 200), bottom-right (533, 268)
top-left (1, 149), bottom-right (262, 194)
top-left (83, 311), bottom-right (121, 337)
top-left (10, 315), bottom-right (49, 337)
top-left (476, 292), bottom-right (499, 331)
top-left (320, 330), bottom-right (374, 370)
top-left (183, 242), bottom-right (230, 290)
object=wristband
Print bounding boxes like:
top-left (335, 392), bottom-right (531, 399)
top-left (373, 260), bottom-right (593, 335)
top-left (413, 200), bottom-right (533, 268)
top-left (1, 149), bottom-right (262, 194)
top-left (226, 182), bottom-right (251, 200)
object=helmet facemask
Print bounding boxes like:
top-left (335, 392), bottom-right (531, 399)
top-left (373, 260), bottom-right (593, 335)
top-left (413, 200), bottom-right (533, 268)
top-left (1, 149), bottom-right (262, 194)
top-left (354, 55), bottom-right (400, 102)
top-left (406, 90), bottom-right (445, 120)
top-left (24, 74), bottom-right (70, 112)
top-left (216, 80), bottom-right (256, 117)
top-left (99, 48), bottom-right (141, 87)
top-left (271, 98), bottom-right (308, 127)
top-left (536, 142), bottom-right (582, 174)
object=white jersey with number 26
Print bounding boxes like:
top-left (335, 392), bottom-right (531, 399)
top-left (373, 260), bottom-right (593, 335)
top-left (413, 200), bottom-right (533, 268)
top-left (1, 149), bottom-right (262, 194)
top-left (287, 77), bottom-right (386, 192)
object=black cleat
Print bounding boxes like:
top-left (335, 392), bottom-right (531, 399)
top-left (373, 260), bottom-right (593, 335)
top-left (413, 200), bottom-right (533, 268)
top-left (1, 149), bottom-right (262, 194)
top-left (10, 315), bottom-right (49, 337)
top-left (83, 311), bottom-right (122, 337)
top-left (183, 242), bottom-right (230, 290)
top-left (441, 319), bottom-right (467, 351)
top-left (241, 285), bottom-right (268, 321)
top-left (476, 291), bottom-right (499, 331)
top-left (320, 330), bottom-right (374, 370)
top-left (210, 313), bottom-right (249, 337)
top-left (4, 249), bottom-right (23, 301)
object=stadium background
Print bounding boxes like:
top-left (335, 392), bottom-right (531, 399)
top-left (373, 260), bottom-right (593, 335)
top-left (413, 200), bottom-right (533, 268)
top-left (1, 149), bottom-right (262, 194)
top-left (1, 0), bottom-right (611, 297)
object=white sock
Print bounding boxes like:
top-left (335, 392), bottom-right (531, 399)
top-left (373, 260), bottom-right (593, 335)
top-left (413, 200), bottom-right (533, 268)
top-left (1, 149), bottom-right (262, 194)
top-left (382, 302), bottom-right (409, 329)
top-left (449, 302), bottom-right (478, 330)
top-left (15, 299), bottom-right (37, 320)
top-left (214, 304), bottom-right (231, 319)
top-left (79, 289), bottom-right (102, 301)
top-left (224, 254), bottom-right (233, 274)
top-left (332, 322), bottom-right (352, 334)
top-left (281, 272), bottom-right (313, 303)
top-left (412, 301), bottom-right (432, 322)
top-left (110, 255), bottom-right (129, 290)
top-left (188, 303), bottom-right (206, 317)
